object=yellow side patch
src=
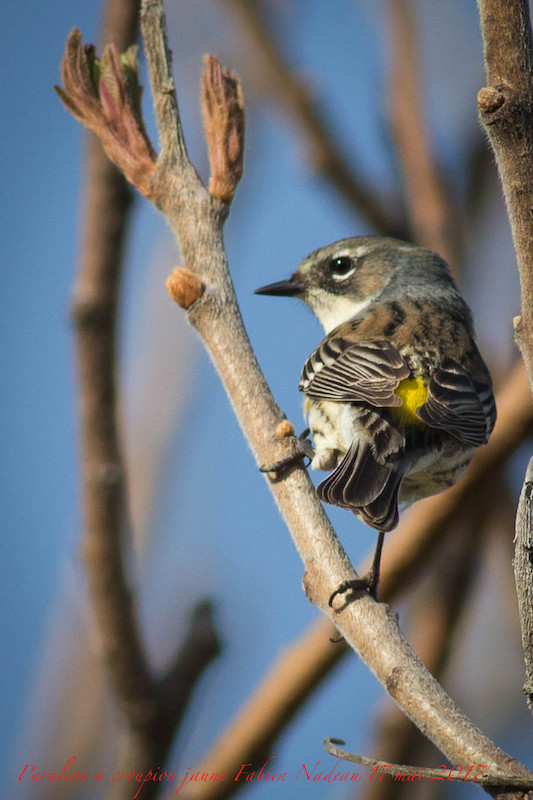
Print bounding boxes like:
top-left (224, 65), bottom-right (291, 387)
top-left (393, 377), bottom-right (428, 425)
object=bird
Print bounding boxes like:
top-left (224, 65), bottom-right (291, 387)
top-left (255, 236), bottom-right (496, 600)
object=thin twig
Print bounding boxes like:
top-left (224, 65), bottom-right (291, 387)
top-left (324, 739), bottom-right (533, 788)
top-left (140, 0), bottom-right (188, 170)
top-left (219, 0), bottom-right (406, 237)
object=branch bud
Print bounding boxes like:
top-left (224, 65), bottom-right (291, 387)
top-left (166, 268), bottom-right (205, 309)
top-left (55, 29), bottom-right (157, 197)
top-left (276, 421), bottom-right (295, 438)
top-left (201, 55), bottom-right (245, 204)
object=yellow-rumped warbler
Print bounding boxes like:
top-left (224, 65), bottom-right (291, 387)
top-left (256, 236), bottom-right (496, 597)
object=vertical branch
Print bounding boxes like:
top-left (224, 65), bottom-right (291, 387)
top-left (139, 0), bottom-right (188, 169)
top-left (477, 0), bottom-right (533, 719)
top-left (65, 2), bottom-right (220, 796)
top-left (71, 0), bottom-right (156, 723)
top-left (477, 0), bottom-right (533, 387)
top-left (514, 457), bottom-right (533, 712)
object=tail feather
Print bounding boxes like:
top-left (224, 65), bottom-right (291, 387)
top-left (317, 439), bottom-right (403, 532)
top-left (356, 469), bottom-right (402, 531)
top-left (317, 440), bottom-right (386, 508)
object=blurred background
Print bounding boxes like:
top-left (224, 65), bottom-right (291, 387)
top-left (2, 0), bottom-right (532, 798)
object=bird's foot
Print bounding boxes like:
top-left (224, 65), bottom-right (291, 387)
top-left (329, 530), bottom-right (385, 609)
top-left (260, 428), bottom-right (315, 474)
top-left (328, 569), bottom-right (380, 610)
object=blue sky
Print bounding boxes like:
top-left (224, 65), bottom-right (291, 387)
top-left (2, 2), bottom-right (531, 799)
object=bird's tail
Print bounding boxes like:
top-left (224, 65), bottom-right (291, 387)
top-left (317, 439), bottom-right (403, 532)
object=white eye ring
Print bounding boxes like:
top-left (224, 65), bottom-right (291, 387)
top-left (332, 266), bottom-right (356, 281)
top-left (329, 254), bottom-right (357, 281)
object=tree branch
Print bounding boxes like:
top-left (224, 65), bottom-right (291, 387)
top-left (385, 0), bottom-right (458, 266)
top-left (324, 739), bottom-right (533, 788)
top-left (139, 0), bottom-right (188, 171)
top-left (63, 2), bottom-right (220, 796)
top-left (478, 0), bottom-right (533, 726)
top-left (514, 457), bottom-right (533, 713)
top-left (477, 0), bottom-right (533, 389)
top-left (71, 0), bottom-right (155, 733)
top-left (172, 362), bottom-right (533, 800)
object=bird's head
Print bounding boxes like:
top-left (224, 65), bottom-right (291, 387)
top-left (255, 236), bottom-right (451, 333)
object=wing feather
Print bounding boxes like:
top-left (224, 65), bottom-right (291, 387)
top-left (300, 339), bottom-right (410, 407)
top-left (416, 358), bottom-right (496, 447)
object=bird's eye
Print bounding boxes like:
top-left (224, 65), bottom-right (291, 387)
top-left (329, 256), bottom-right (356, 279)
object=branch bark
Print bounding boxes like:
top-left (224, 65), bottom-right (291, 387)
top-left (477, 0), bottom-right (533, 389)
top-left (514, 458), bottom-right (533, 712)
top-left (478, 0), bottom-right (533, 726)
top-left (71, 0), bottom-right (155, 732)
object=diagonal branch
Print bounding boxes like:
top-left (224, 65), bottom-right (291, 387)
top-left (162, 361), bottom-right (533, 800)
top-left (218, 0), bottom-right (406, 237)
top-left (385, 0), bottom-right (458, 266)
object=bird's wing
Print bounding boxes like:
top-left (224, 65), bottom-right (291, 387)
top-left (300, 338), bottom-right (410, 407)
top-left (416, 358), bottom-right (496, 447)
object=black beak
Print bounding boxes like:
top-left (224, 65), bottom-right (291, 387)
top-left (254, 277), bottom-right (305, 297)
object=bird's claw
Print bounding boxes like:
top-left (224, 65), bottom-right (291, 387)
top-left (328, 571), bottom-right (379, 610)
top-left (259, 428), bottom-right (314, 474)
